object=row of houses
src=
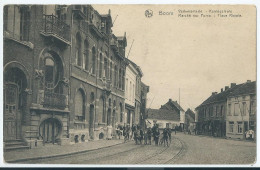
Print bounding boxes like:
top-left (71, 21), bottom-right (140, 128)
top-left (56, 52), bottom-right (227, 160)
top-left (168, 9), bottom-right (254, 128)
top-left (146, 99), bottom-right (195, 131)
top-left (3, 5), bottom-right (149, 150)
top-left (195, 80), bottom-right (256, 140)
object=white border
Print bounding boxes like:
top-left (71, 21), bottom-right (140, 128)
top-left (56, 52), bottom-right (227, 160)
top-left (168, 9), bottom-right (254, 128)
top-left (0, 0), bottom-right (259, 168)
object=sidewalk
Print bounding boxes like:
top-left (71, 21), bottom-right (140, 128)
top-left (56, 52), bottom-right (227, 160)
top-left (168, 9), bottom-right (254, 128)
top-left (178, 132), bottom-right (255, 143)
top-left (4, 139), bottom-right (124, 163)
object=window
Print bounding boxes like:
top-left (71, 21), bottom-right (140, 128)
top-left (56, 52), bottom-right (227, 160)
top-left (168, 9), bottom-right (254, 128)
top-left (215, 106), bottom-right (218, 117)
top-left (133, 84), bottom-right (135, 101)
top-left (91, 47), bottom-right (96, 74)
top-left (119, 69), bottom-right (122, 89)
top-left (220, 105), bottom-right (224, 117)
top-left (250, 101), bottom-right (256, 115)
top-left (114, 66), bottom-right (118, 87)
top-left (242, 102), bottom-right (246, 116)
top-left (4, 5), bottom-right (30, 41)
top-left (228, 104), bottom-right (231, 116)
top-left (84, 40), bottom-right (89, 70)
top-left (234, 103), bottom-right (239, 116)
top-left (229, 122), bottom-right (234, 133)
top-left (75, 33), bottom-right (82, 66)
top-left (122, 71), bottom-right (125, 91)
top-left (130, 81), bottom-right (132, 101)
top-left (126, 78), bottom-right (128, 98)
top-left (110, 62), bottom-right (112, 81)
top-left (102, 98), bottom-right (105, 123)
top-left (237, 122), bottom-right (243, 134)
top-left (104, 58), bottom-right (108, 78)
top-left (44, 57), bottom-right (55, 89)
top-left (99, 53), bottom-right (103, 78)
top-left (75, 90), bottom-right (85, 121)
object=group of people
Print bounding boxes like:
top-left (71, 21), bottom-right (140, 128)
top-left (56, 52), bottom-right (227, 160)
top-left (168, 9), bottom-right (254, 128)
top-left (116, 124), bottom-right (173, 147)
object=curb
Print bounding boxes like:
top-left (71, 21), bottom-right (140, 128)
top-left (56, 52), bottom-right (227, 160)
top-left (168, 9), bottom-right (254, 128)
top-left (5, 140), bottom-right (125, 163)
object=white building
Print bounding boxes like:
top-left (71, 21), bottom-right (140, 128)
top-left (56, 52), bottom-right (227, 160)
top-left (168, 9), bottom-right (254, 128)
top-left (124, 60), bottom-right (139, 126)
top-left (146, 109), bottom-right (181, 129)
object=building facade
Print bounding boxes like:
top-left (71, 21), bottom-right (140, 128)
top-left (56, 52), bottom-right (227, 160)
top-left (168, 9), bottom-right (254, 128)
top-left (146, 109), bottom-right (181, 129)
top-left (3, 5), bottom-right (130, 149)
top-left (226, 81), bottom-right (256, 139)
top-left (124, 60), bottom-right (138, 127)
top-left (160, 99), bottom-right (185, 130)
top-left (196, 83), bottom-right (243, 137)
top-left (184, 108), bottom-right (195, 132)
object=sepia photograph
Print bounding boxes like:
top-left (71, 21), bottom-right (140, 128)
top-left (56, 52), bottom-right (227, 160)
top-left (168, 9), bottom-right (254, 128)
top-left (2, 3), bottom-right (257, 166)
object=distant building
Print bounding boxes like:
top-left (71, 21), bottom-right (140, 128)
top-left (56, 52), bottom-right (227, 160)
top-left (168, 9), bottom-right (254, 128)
top-left (146, 109), bottom-right (180, 129)
top-left (160, 99), bottom-right (185, 130)
top-left (184, 108), bottom-right (195, 131)
top-left (226, 81), bottom-right (256, 140)
top-left (195, 81), bottom-right (254, 138)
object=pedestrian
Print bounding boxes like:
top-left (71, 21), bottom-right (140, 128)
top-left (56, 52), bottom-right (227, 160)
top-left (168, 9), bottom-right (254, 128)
top-left (144, 129), bottom-right (148, 145)
top-left (140, 128), bottom-right (144, 145)
top-left (126, 125), bottom-right (130, 141)
top-left (162, 128), bottom-right (169, 147)
top-left (123, 125), bottom-right (127, 143)
top-left (116, 125), bottom-right (121, 139)
top-left (154, 128), bottom-right (160, 146)
top-left (147, 127), bottom-right (152, 145)
top-left (167, 127), bottom-right (172, 144)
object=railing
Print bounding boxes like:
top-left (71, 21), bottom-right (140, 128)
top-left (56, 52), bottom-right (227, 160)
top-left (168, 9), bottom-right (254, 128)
top-left (43, 91), bottom-right (67, 109)
top-left (42, 14), bottom-right (71, 42)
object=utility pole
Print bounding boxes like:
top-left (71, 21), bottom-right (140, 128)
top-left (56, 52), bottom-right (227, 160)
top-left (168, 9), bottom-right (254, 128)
top-left (127, 39), bottom-right (134, 59)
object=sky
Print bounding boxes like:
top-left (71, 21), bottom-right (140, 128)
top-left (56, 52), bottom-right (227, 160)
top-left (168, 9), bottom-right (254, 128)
top-left (94, 5), bottom-right (256, 111)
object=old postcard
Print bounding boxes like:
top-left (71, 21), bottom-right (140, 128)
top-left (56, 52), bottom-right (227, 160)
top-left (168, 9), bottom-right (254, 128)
top-left (2, 4), bottom-right (257, 166)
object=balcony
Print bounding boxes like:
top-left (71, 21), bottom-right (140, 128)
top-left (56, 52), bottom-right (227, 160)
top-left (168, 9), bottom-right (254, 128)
top-left (73, 5), bottom-right (86, 19)
top-left (43, 91), bottom-right (67, 110)
top-left (41, 14), bottom-right (71, 45)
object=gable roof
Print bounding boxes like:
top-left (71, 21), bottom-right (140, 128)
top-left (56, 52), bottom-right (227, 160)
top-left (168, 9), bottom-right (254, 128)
top-left (196, 83), bottom-right (243, 109)
top-left (185, 108), bottom-right (195, 120)
top-left (147, 109), bottom-right (180, 121)
top-left (161, 99), bottom-right (185, 112)
top-left (229, 81), bottom-right (256, 97)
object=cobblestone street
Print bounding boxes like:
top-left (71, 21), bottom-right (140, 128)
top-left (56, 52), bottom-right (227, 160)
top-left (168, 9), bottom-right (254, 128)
top-left (11, 133), bottom-right (256, 165)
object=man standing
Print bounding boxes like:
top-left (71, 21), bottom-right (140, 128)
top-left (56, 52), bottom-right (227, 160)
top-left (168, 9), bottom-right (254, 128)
top-left (163, 128), bottom-right (169, 147)
top-left (147, 127), bottom-right (152, 145)
top-left (154, 128), bottom-right (160, 146)
top-left (167, 127), bottom-right (172, 144)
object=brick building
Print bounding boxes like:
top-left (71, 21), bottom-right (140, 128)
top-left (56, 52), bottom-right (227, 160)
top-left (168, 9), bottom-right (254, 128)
top-left (3, 5), bottom-right (134, 149)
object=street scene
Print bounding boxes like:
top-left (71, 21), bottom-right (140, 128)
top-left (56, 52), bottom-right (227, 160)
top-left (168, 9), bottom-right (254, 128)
top-left (2, 4), bottom-right (256, 166)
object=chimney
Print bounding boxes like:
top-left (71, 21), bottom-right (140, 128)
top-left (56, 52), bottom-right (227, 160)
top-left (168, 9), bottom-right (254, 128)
top-left (221, 88), bottom-right (223, 92)
top-left (212, 92), bottom-right (218, 95)
top-left (247, 80), bottom-right (251, 83)
top-left (225, 86), bottom-right (229, 91)
top-left (169, 99), bottom-right (172, 102)
top-left (231, 83), bottom-right (236, 88)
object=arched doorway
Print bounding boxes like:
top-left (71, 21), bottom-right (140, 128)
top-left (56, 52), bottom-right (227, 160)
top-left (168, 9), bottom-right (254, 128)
top-left (4, 67), bottom-right (27, 141)
top-left (39, 118), bottom-right (62, 144)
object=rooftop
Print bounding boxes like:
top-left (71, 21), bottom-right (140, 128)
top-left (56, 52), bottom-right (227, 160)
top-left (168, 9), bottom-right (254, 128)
top-left (147, 109), bottom-right (180, 121)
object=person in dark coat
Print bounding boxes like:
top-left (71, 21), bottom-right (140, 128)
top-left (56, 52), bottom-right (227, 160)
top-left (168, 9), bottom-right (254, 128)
top-left (163, 128), bottom-right (169, 147)
top-left (167, 127), bottom-right (172, 144)
top-left (140, 128), bottom-right (144, 145)
top-left (147, 127), bottom-right (152, 145)
top-left (154, 128), bottom-right (160, 146)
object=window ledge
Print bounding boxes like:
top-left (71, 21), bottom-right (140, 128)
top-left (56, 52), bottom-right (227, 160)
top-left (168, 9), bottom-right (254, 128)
top-left (4, 31), bottom-right (34, 49)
